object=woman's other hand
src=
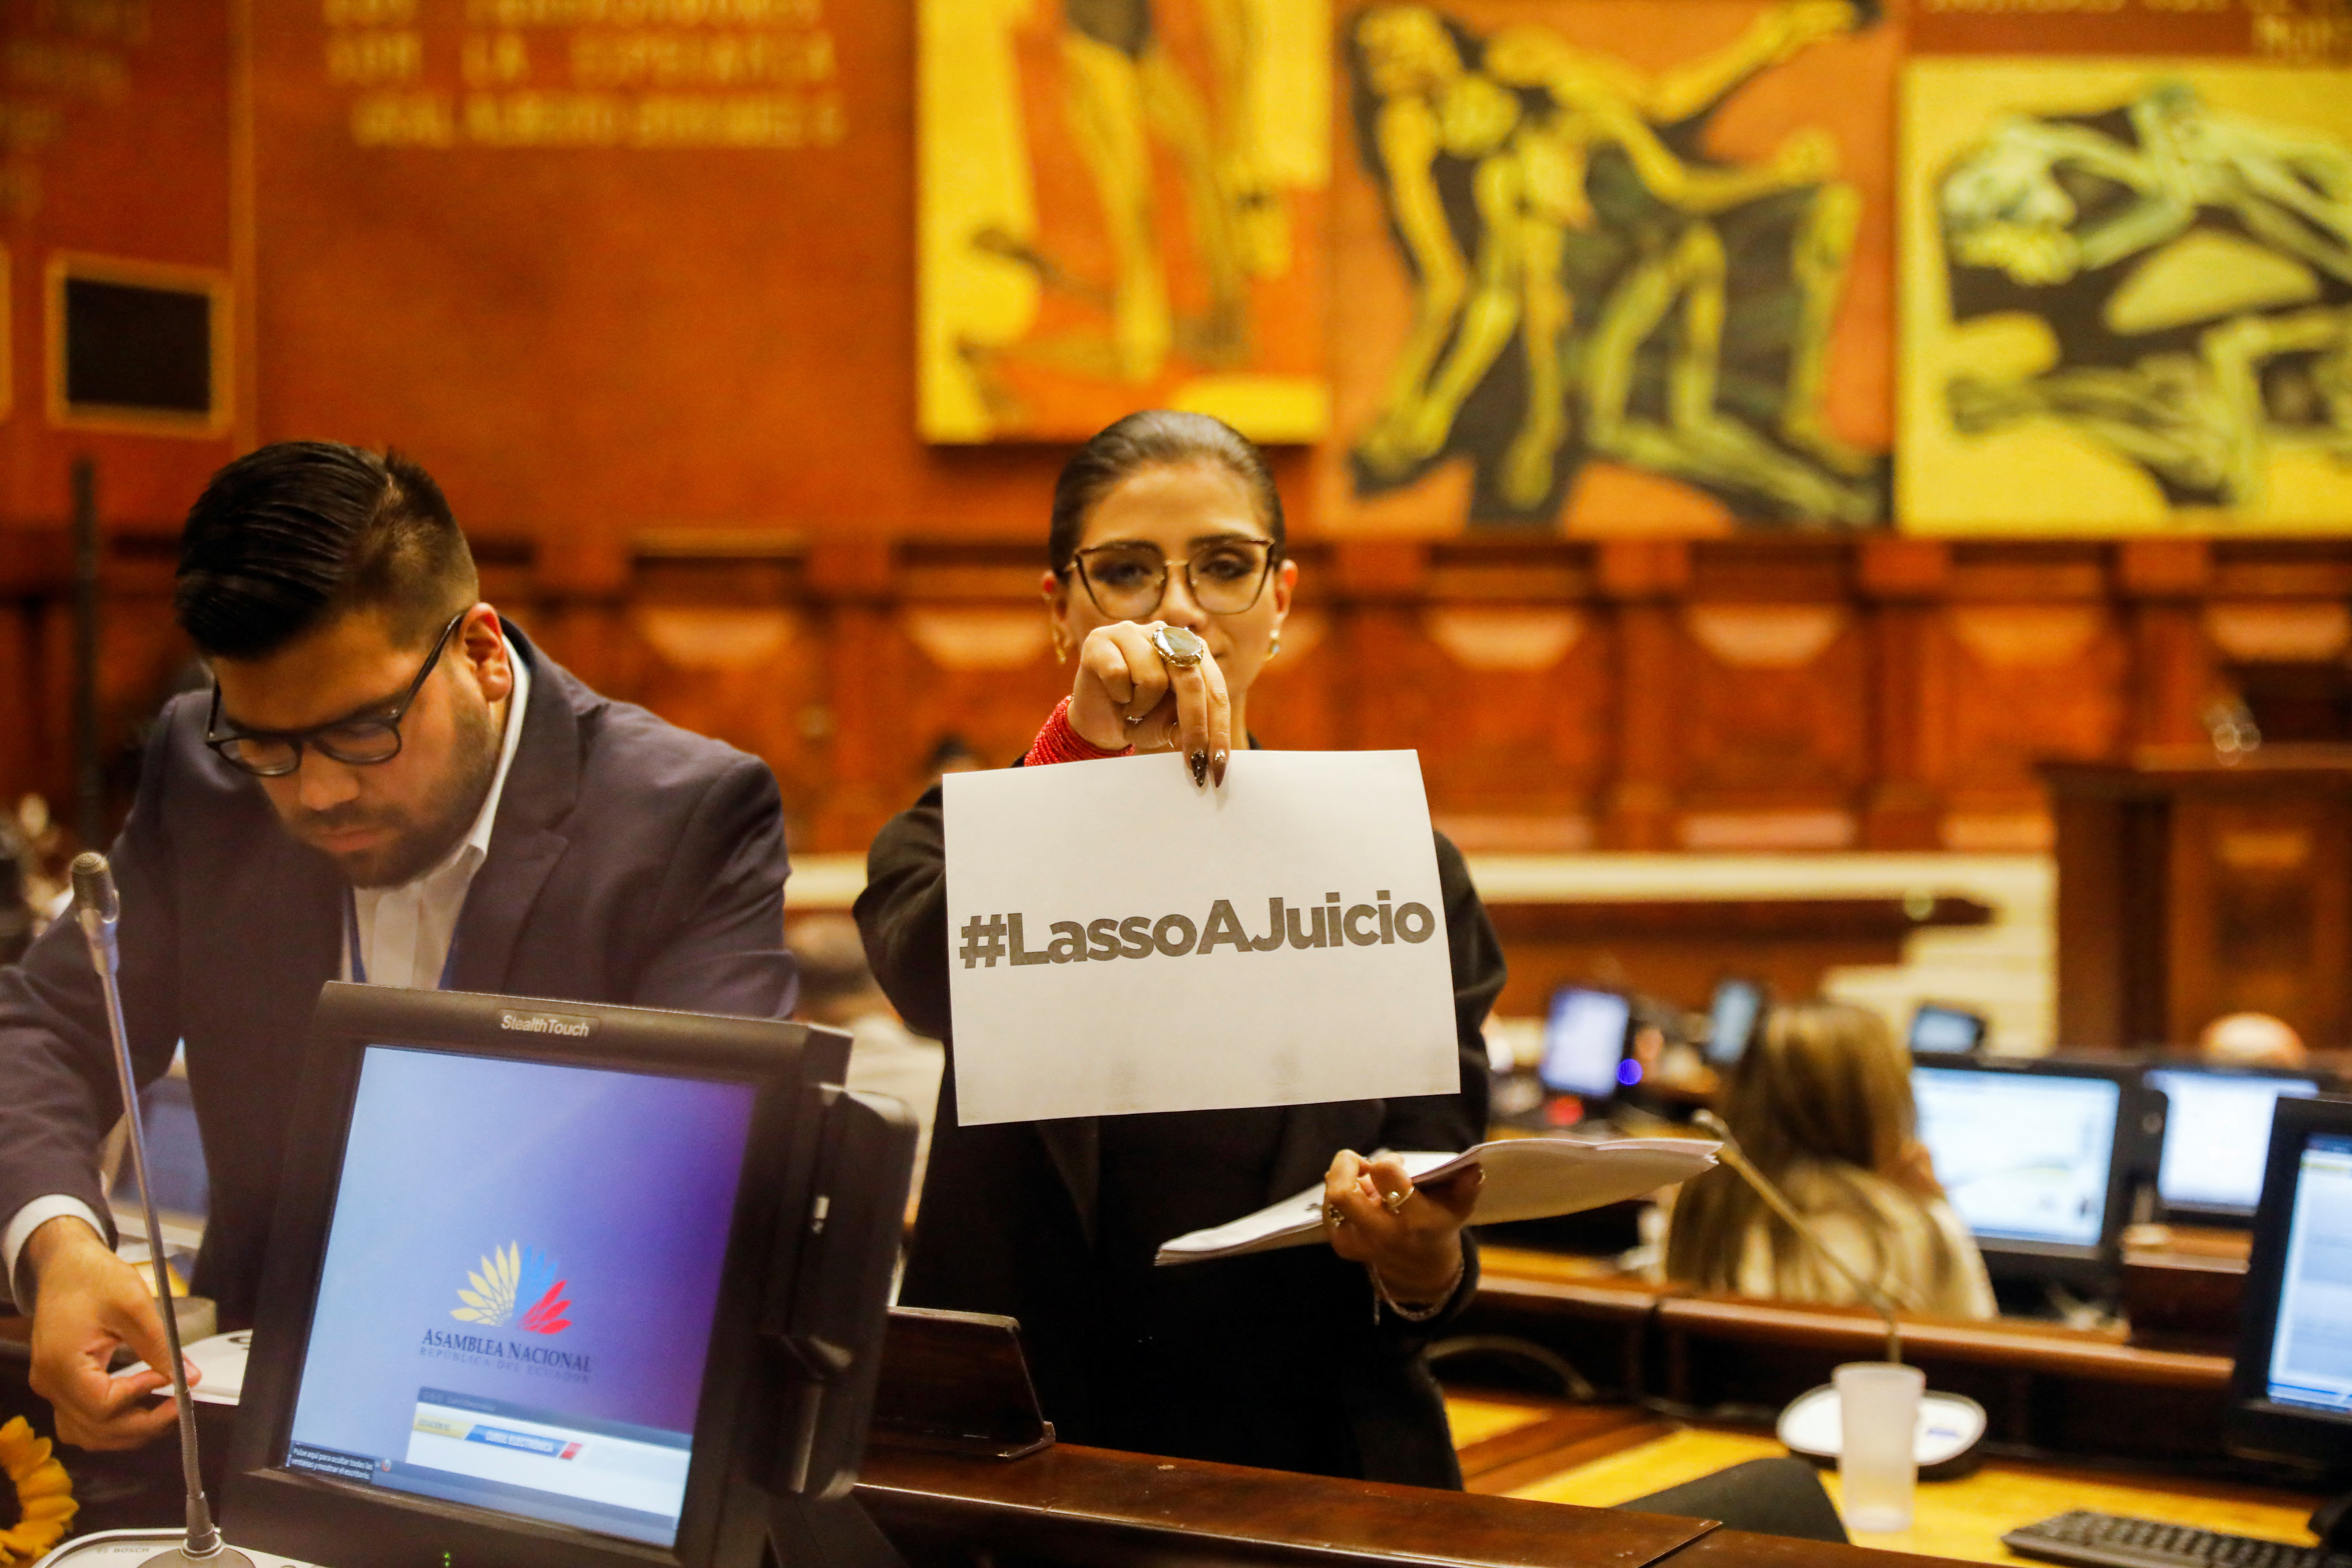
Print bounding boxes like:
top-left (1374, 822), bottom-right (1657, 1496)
top-left (1321, 1149), bottom-right (1481, 1305)
top-left (1068, 621), bottom-right (1233, 785)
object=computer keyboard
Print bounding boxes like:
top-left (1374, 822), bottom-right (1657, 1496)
top-left (2003, 1511), bottom-right (2349, 1568)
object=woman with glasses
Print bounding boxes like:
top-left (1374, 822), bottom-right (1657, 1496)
top-left (855, 410), bottom-right (1506, 1488)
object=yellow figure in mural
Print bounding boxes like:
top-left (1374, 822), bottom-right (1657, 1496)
top-left (1347, 2), bottom-right (1886, 527)
top-left (966, 0), bottom-right (1294, 390)
top-left (1936, 80), bottom-right (2352, 514)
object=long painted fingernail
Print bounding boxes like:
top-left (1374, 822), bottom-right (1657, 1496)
top-left (1212, 748), bottom-right (1229, 788)
top-left (1190, 750), bottom-right (1209, 788)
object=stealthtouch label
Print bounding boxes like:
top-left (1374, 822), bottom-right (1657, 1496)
top-left (944, 750), bottom-right (1458, 1124)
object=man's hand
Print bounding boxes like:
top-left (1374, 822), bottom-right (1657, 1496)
top-left (24, 1215), bottom-right (190, 1450)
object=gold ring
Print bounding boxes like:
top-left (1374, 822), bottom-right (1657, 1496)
top-left (1150, 623), bottom-right (1207, 668)
top-left (1384, 1188), bottom-right (1412, 1214)
top-left (1321, 1202), bottom-right (1346, 1227)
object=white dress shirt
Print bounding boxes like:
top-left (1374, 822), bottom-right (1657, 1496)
top-left (2, 656), bottom-right (530, 1303)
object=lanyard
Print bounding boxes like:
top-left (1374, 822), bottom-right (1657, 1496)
top-left (345, 887), bottom-right (462, 990)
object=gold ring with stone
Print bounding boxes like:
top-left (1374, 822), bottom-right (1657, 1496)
top-left (1151, 623), bottom-right (1207, 668)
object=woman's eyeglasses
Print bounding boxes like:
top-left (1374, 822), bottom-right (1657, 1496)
top-left (203, 611), bottom-right (468, 778)
top-left (1067, 537), bottom-right (1277, 620)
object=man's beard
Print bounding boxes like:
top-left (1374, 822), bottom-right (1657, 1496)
top-left (284, 697), bottom-right (501, 889)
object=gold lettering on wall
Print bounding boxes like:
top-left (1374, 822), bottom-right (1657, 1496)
top-left (325, 0), bottom-right (843, 144)
top-left (325, 30), bottom-right (423, 84)
top-left (464, 0), bottom-right (820, 24)
top-left (322, 0), bottom-right (417, 23)
top-left (1, 1), bottom-right (148, 216)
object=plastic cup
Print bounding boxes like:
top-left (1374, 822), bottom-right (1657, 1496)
top-left (1834, 1361), bottom-right (1923, 1532)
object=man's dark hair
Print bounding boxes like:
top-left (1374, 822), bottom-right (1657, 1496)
top-left (174, 442), bottom-right (478, 660)
top-left (1048, 410), bottom-right (1285, 574)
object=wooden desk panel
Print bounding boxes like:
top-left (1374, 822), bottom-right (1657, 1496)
top-left (1465, 1252), bottom-right (2240, 1464)
top-left (857, 1441), bottom-right (1717, 1568)
top-left (1652, 1297), bottom-right (2232, 1391)
top-left (1500, 1428), bottom-right (2322, 1566)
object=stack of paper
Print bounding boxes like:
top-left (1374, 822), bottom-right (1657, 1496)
top-left (1155, 1136), bottom-right (1719, 1265)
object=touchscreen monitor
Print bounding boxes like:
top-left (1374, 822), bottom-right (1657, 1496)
top-left (279, 1046), bottom-right (756, 1547)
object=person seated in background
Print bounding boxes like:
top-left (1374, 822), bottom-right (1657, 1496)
top-left (2199, 1011), bottom-right (2308, 1072)
top-left (1665, 1000), bottom-right (1997, 1320)
top-left (788, 912), bottom-right (944, 1215)
top-left (857, 409), bottom-right (1507, 1489)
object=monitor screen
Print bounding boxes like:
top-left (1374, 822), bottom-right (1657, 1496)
top-left (1706, 980), bottom-right (1763, 1066)
top-left (2147, 1069), bottom-right (2322, 1217)
top-left (1911, 1065), bottom-right (2122, 1250)
top-left (1909, 1004), bottom-right (1986, 1057)
top-left (281, 1045), bottom-right (758, 1549)
top-left (1541, 988), bottom-right (1631, 1098)
top-left (2264, 1131), bottom-right (2352, 1417)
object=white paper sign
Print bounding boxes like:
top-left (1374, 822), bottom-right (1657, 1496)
top-left (943, 750), bottom-right (1460, 1125)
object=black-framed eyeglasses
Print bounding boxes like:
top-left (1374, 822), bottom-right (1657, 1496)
top-left (203, 611), bottom-right (468, 778)
top-left (1066, 537), bottom-right (1277, 620)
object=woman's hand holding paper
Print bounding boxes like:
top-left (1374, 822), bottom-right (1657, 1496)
top-left (1321, 1149), bottom-right (1483, 1305)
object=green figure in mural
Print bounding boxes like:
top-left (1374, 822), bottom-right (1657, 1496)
top-left (1347, 2), bottom-right (1886, 529)
top-left (1938, 81), bottom-right (2352, 512)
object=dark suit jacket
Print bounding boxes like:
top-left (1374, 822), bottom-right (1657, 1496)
top-left (855, 777), bottom-right (1505, 1489)
top-left (0, 625), bottom-right (797, 1327)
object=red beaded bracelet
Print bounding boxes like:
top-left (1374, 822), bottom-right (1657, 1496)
top-left (1024, 696), bottom-right (1135, 767)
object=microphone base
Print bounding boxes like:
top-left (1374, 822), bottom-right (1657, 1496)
top-left (29, 1529), bottom-right (309, 1568)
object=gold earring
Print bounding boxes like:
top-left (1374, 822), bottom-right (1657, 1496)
top-left (1054, 638), bottom-right (1068, 665)
top-left (1267, 629), bottom-right (1282, 660)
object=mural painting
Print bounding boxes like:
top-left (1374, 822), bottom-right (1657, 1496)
top-left (920, 0), bottom-right (1333, 444)
top-left (1902, 60), bottom-right (2352, 534)
top-left (1324, 0), bottom-right (1897, 534)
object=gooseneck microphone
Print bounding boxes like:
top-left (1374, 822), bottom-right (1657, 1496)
top-left (71, 851), bottom-right (254, 1567)
top-left (1691, 1108), bottom-right (1903, 1365)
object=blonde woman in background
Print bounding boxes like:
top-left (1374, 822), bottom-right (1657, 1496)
top-left (1666, 1001), bottom-right (1997, 1319)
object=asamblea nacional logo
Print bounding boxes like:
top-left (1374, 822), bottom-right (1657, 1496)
top-left (450, 1243), bottom-right (573, 1335)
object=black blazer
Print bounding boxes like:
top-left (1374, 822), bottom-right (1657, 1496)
top-left (0, 626), bottom-right (797, 1327)
top-left (855, 776), bottom-right (1505, 1489)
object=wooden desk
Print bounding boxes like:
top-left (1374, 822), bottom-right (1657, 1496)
top-left (1446, 1408), bottom-right (2324, 1567)
top-left (1463, 1249), bottom-right (2236, 1462)
top-left (857, 1438), bottom-right (1975, 1568)
top-left (2120, 1225), bottom-right (2250, 1349)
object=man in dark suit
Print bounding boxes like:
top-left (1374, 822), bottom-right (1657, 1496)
top-left (0, 442), bottom-right (795, 1450)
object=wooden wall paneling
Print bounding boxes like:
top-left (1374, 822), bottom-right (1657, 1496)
top-left (810, 540), bottom-right (905, 852)
top-left (1329, 540), bottom-right (1436, 761)
top-left (2165, 792), bottom-right (2352, 1048)
top-left (0, 532), bottom-right (70, 809)
top-left (1675, 557), bottom-right (1870, 852)
top-left (2053, 779), bottom-right (2132, 1050)
top-left (1598, 541), bottom-right (1690, 850)
top-left (1938, 547), bottom-right (2131, 850)
top-left (1414, 546), bottom-right (1607, 852)
top-left (893, 553), bottom-right (1066, 777)
top-left (1244, 587), bottom-right (1339, 754)
top-left (1860, 539), bottom-right (1951, 849)
top-left (616, 553), bottom-right (824, 838)
top-left (2120, 540), bottom-right (2218, 752)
